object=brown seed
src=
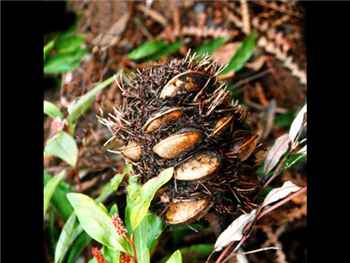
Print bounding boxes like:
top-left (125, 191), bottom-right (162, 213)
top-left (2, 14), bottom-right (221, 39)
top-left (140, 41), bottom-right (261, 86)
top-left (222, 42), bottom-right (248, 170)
top-left (152, 129), bottom-right (202, 159)
top-left (159, 71), bottom-right (210, 99)
top-left (165, 198), bottom-right (211, 224)
top-left (121, 141), bottom-right (142, 161)
top-left (175, 152), bottom-right (220, 181)
top-left (143, 107), bottom-right (183, 133)
top-left (209, 115), bottom-right (234, 138)
top-left (232, 134), bottom-right (259, 161)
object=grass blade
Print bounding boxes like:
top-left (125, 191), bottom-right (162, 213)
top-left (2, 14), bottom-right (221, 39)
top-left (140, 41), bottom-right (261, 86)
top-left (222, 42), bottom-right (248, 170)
top-left (220, 31), bottom-right (257, 75)
top-left (44, 170), bottom-right (66, 217)
top-left (128, 40), bottom-right (167, 60)
top-left (195, 37), bottom-right (229, 57)
top-left (67, 74), bottom-right (116, 132)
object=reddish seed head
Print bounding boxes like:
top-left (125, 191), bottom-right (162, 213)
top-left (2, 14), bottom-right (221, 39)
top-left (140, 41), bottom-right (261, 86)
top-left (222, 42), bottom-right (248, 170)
top-left (112, 214), bottom-right (127, 236)
top-left (91, 247), bottom-right (107, 263)
top-left (120, 253), bottom-right (133, 263)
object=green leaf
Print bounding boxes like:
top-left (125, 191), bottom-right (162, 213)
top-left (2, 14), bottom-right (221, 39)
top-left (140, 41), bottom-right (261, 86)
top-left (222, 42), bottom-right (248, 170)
top-left (275, 111), bottom-right (296, 129)
top-left (55, 215), bottom-right (81, 263)
top-left (195, 37), bottom-right (229, 57)
top-left (44, 170), bottom-right (66, 217)
top-left (44, 40), bottom-right (55, 61)
top-left (284, 153), bottom-right (306, 170)
top-left (109, 204), bottom-right (119, 216)
top-left (67, 74), bottom-right (116, 132)
top-left (96, 165), bottom-right (130, 203)
top-left (54, 168), bottom-right (127, 262)
top-left (44, 100), bottom-right (63, 119)
top-left (127, 167), bottom-right (174, 231)
top-left (128, 40), bottom-right (167, 60)
top-left (55, 34), bottom-right (85, 54)
top-left (67, 193), bottom-right (132, 254)
top-left (44, 48), bottom-right (87, 74)
top-left (66, 232), bottom-right (91, 263)
top-left (44, 171), bottom-right (73, 221)
top-left (44, 131), bottom-right (78, 167)
top-left (134, 213), bottom-right (165, 263)
top-left (166, 250), bottom-right (182, 263)
top-left (180, 244), bottom-right (213, 259)
top-left (220, 31), bottom-right (257, 75)
top-left (148, 40), bottom-right (183, 60)
top-left (101, 246), bottom-right (120, 263)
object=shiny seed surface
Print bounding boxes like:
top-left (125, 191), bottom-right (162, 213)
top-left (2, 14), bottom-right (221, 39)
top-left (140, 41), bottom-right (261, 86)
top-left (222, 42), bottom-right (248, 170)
top-left (143, 108), bottom-right (183, 133)
top-left (175, 152), bottom-right (220, 181)
top-left (152, 129), bottom-right (202, 159)
top-left (165, 198), bottom-right (210, 224)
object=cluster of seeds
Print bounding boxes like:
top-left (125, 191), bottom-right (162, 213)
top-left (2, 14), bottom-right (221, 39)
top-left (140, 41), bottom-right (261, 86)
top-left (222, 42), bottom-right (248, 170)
top-left (100, 54), bottom-right (262, 224)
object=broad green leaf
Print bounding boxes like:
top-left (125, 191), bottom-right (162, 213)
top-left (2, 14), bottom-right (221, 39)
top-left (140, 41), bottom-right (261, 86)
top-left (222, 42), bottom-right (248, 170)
top-left (195, 37), bottom-right (229, 56)
top-left (55, 34), bottom-right (85, 54)
top-left (55, 215), bottom-right (81, 263)
top-left (134, 213), bottom-right (165, 263)
top-left (67, 74), bottom-right (116, 132)
top-left (44, 131), bottom-right (78, 167)
top-left (148, 40), bottom-right (182, 60)
top-left (220, 31), bottom-right (257, 75)
top-left (67, 193), bottom-right (132, 254)
top-left (166, 250), bottom-right (182, 263)
top-left (128, 40), bottom-right (167, 60)
top-left (44, 171), bottom-right (73, 221)
top-left (128, 167), bottom-right (174, 231)
top-left (54, 168), bottom-right (127, 262)
top-left (44, 170), bottom-right (66, 217)
top-left (44, 100), bottom-right (63, 119)
top-left (44, 48), bottom-right (87, 74)
top-left (66, 232), bottom-right (91, 263)
top-left (44, 40), bottom-right (55, 61)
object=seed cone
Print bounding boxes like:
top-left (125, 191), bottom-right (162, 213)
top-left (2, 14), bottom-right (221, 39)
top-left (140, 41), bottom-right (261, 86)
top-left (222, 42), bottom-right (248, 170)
top-left (100, 54), bottom-right (262, 224)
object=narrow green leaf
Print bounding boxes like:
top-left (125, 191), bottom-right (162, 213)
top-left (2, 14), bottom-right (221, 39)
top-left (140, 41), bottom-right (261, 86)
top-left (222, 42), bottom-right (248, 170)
top-left (44, 40), bottom-right (55, 61)
top-left (44, 48), bottom-right (87, 74)
top-left (129, 167), bottom-right (174, 231)
top-left (66, 232), bottom-right (91, 263)
top-left (109, 204), bottom-right (119, 216)
top-left (54, 215), bottom-right (80, 263)
top-left (148, 40), bottom-right (182, 60)
top-left (96, 165), bottom-right (130, 203)
top-left (284, 153), bottom-right (306, 170)
top-left (128, 40), bottom-right (167, 60)
top-left (134, 213), bottom-right (165, 263)
top-left (275, 111), bottom-right (296, 129)
top-left (44, 171), bottom-right (73, 221)
top-left (67, 74), bottom-right (116, 131)
top-left (44, 100), bottom-right (63, 119)
top-left (44, 131), bottom-right (78, 167)
top-left (44, 170), bottom-right (66, 217)
top-left (166, 250), bottom-right (182, 263)
top-left (67, 193), bottom-right (132, 254)
top-left (180, 244), bottom-right (213, 258)
top-left (55, 34), bottom-right (85, 54)
top-left (195, 37), bottom-right (229, 56)
top-left (220, 31), bottom-right (257, 75)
